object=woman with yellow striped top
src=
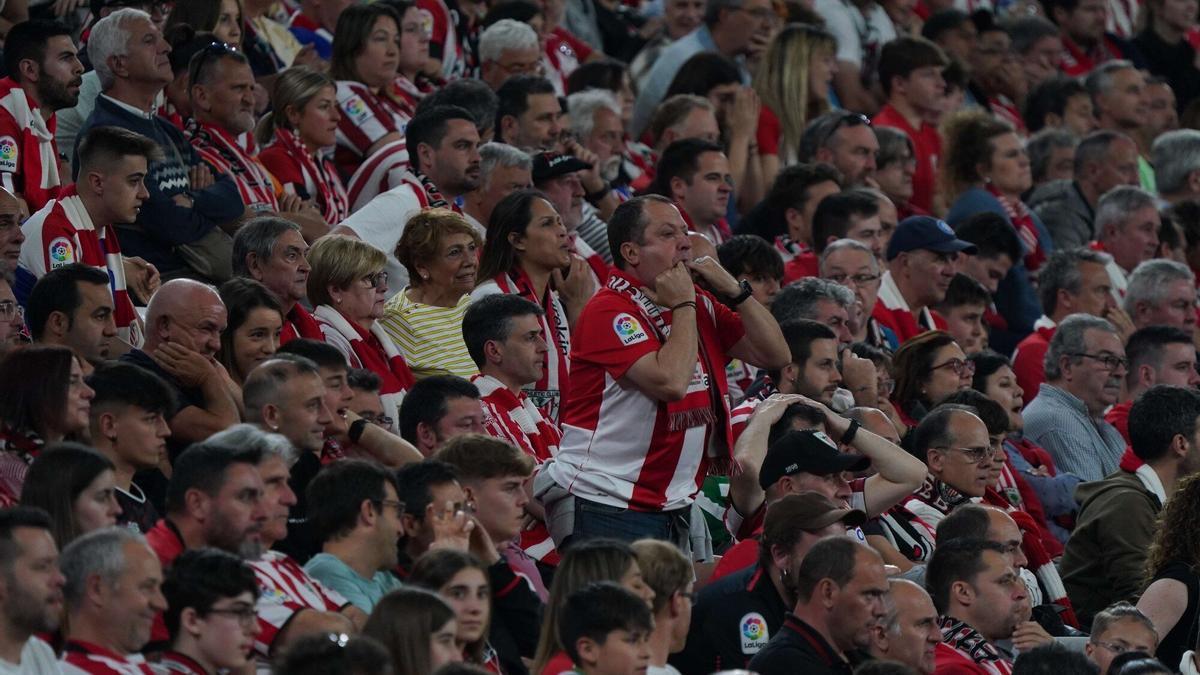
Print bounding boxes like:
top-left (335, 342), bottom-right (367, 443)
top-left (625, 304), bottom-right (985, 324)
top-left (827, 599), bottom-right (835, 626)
top-left (380, 209), bottom-right (481, 379)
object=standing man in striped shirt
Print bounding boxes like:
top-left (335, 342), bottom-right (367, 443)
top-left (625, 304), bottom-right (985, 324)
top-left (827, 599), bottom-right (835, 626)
top-left (540, 195), bottom-right (788, 554)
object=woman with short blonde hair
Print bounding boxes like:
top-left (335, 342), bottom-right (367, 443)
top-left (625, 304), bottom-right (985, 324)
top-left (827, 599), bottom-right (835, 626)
top-left (380, 209), bottom-right (481, 379)
top-left (309, 235), bottom-right (415, 420)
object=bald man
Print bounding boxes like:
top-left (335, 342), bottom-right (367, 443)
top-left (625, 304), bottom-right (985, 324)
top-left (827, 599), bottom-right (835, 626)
top-left (869, 579), bottom-right (941, 675)
top-left (119, 279), bottom-right (240, 455)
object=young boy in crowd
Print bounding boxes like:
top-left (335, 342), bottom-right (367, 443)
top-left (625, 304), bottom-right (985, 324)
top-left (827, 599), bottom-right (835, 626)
top-left (558, 581), bottom-right (655, 675)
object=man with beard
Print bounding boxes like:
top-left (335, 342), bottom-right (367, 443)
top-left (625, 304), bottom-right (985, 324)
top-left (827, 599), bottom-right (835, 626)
top-left (60, 527), bottom-right (165, 675)
top-left (748, 536), bottom-right (889, 675)
top-left (334, 106), bottom-right (481, 294)
top-left (926, 539), bottom-right (1028, 675)
top-left (0, 507), bottom-right (65, 674)
top-left (1063, 385), bottom-right (1200, 626)
top-left (186, 47), bottom-right (326, 241)
top-left (0, 20), bottom-right (83, 216)
top-left (18, 127), bottom-right (162, 349)
top-left (649, 139), bottom-right (734, 246)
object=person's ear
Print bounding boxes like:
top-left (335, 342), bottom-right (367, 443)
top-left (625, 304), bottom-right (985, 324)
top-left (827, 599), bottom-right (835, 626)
top-left (180, 607), bottom-right (205, 638)
top-left (781, 361), bottom-right (800, 384)
top-left (669, 591), bottom-right (686, 619)
top-left (85, 170), bottom-right (106, 197)
top-left (1187, 169), bottom-right (1200, 195)
top-left (184, 487), bottom-right (212, 521)
top-left (415, 422), bottom-right (438, 455)
top-left (1137, 363), bottom-right (1156, 389)
top-left (500, 114), bottom-right (518, 143)
top-left (483, 338), bottom-right (504, 366)
top-left (575, 636), bottom-right (602, 667)
top-left (327, 284), bottom-right (346, 306)
top-left (46, 309), bottom-right (70, 339)
top-left (769, 543), bottom-right (791, 573)
top-left (244, 251), bottom-right (265, 281)
top-left (283, 103), bottom-right (303, 130)
top-left (951, 579), bottom-right (975, 607)
top-left (508, 231), bottom-right (527, 253)
top-left (669, 175), bottom-right (687, 201)
top-left (360, 498), bottom-right (377, 527)
top-left (926, 448), bottom-right (945, 474)
top-left (815, 147), bottom-right (834, 163)
top-left (816, 577), bottom-right (838, 609)
top-left (400, 512), bottom-right (421, 537)
top-left (262, 403), bottom-right (283, 431)
top-left (620, 240), bottom-right (640, 268)
top-left (1043, 112), bottom-right (1064, 130)
top-left (97, 410), bottom-right (119, 443)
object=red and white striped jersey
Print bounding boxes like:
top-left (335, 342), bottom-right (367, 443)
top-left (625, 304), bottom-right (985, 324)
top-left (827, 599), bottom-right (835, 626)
top-left (250, 550), bottom-right (349, 658)
top-left (473, 373), bottom-right (562, 463)
top-left (16, 186), bottom-right (142, 347)
top-left (334, 80), bottom-right (410, 198)
top-left (545, 271), bottom-right (745, 511)
top-left (472, 269), bottom-right (571, 422)
top-left (0, 77), bottom-right (63, 213)
top-left (417, 0), bottom-right (467, 80)
top-left (186, 120), bottom-right (280, 212)
top-left (62, 640), bottom-right (155, 675)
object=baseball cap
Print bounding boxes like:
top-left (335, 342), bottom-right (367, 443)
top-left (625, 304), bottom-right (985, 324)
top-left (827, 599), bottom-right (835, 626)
top-left (763, 491), bottom-right (867, 535)
top-left (757, 429), bottom-right (871, 491)
top-left (531, 152), bottom-right (592, 183)
top-left (885, 215), bottom-right (979, 261)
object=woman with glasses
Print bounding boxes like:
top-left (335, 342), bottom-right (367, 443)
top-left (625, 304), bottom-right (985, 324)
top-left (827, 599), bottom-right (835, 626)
top-left (380, 209), bottom-right (480, 381)
top-left (20, 443), bottom-right (121, 548)
top-left (970, 350), bottom-right (1078, 546)
top-left (1138, 474), bottom-right (1200, 671)
top-left (890, 330), bottom-right (972, 430)
top-left (309, 234), bottom-right (415, 425)
top-left (409, 549), bottom-right (507, 673)
top-left (0, 345), bottom-right (94, 507)
top-left (873, 126), bottom-right (923, 220)
top-left (161, 549), bottom-right (261, 675)
top-left (942, 110), bottom-right (1050, 352)
top-left (218, 278), bottom-right (284, 385)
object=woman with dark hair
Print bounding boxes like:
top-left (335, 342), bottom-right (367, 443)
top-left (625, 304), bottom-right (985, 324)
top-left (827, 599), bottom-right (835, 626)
top-left (890, 330), bottom-right (971, 428)
top-left (0, 345), bottom-right (94, 506)
top-left (19, 443), bottom-right (119, 548)
top-left (1138, 474), bottom-right (1200, 671)
top-left (409, 550), bottom-right (504, 672)
top-left (385, 0), bottom-right (443, 121)
top-left (218, 278), bottom-right (284, 384)
top-left (1133, 0), bottom-right (1200, 116)
top-left (533, 539), bottom-right (654, 675)
top-left (364, 587), bottom-right (464, 675)
top-left (471, 189), bottom-right (590, 422)
top-left (165, 0), bottom-right (243, 48)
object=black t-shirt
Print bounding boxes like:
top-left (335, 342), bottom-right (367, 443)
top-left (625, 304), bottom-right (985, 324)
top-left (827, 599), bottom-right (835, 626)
top-left (671, 563), bottom-right (789, 673)
top-left (1153, 561), bottom-right (1199, 669)
top-left (115, 481), bottom-right (160, 535)
top-left (1133, 30), bottom-right (1200, 116)
top-left (747, 614), bottom-right (862, 675)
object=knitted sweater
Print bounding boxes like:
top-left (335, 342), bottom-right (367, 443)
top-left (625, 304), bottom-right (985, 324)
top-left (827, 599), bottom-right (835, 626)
top-left (74, 95), bottom-right (243, 275)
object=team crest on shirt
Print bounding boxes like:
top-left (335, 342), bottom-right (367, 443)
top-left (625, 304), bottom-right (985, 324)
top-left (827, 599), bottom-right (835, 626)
top-left (0, 136), bottom-right (16, 172)
top-left (344, 95), bottom-right (371, 126)
top-left (48, 237), bottom-right (73, 269)
top-left (613, 313), bottom-right (648, 345)
top-left (739, 612), bottom-right (769, 654)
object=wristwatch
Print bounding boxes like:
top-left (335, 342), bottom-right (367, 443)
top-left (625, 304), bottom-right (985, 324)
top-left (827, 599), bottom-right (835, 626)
top-left (726, 279), bottom-right (754, 307)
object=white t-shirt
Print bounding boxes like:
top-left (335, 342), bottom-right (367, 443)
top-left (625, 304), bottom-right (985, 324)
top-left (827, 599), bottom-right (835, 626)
top-left (647, 665), bottom-right (682, 675)
top-left (813, 0), bottom-right (896, 69)
top-left (0, 638), bottom-right (61, 675)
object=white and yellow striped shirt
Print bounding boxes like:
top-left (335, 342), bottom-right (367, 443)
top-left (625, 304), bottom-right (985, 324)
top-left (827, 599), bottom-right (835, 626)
top-left (379, 288), bottom-right (478, 380)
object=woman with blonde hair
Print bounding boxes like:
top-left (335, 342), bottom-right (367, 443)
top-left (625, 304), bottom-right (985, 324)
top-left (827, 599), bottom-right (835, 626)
top-left (380, 209), bottom-right (480, 380)
top-left (364, 587), bottom-right (464, 675)
top-left (309, 234), bottom-right (415, 421)
top-left (258, 66), bottom-right (350, 225)
top-left (753, 23), bottom-right (837, 185)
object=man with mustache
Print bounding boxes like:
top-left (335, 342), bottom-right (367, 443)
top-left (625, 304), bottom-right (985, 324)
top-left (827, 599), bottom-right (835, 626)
top-left (334, 106), bottom-right (482, 296)
top-left (1063, 384), bottom-right (1200, 626)
top-left (0, 20), bottom-right (82, 216)
top-left (0, 508), bottom-right (65, 674)
top-left (1022, 314), bottom-right (1129, 482)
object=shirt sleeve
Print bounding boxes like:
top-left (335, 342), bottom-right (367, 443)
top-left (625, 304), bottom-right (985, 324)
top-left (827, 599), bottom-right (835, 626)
top-left (336, 85), bottom-right (398, 154)
top-left (259, 147), bottom-right (311, 200)
top-left (338, 185), bottom-right (422, 256)
top-left (572, 294), bottom-right (663, 380)
top-left (303, 557), bottom-right (372, 612)
top-left (705, 292), bottom-right (747, 354)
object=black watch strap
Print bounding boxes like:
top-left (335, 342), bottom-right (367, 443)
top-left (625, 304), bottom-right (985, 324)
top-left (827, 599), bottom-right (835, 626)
top-left (727, 279), bottom-right (754, 307)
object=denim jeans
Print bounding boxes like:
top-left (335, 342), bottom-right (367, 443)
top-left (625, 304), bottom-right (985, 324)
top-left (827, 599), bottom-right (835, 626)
top-left (566, 498), bottom-right (692, 556)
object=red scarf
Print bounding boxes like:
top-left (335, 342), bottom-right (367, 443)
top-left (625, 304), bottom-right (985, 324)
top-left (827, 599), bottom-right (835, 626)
top-left (490, 267), bottom-right (570, 422)
top-left (187, 120), bottom-right (278, 210)
top-left (939, 617), bottom-right (1014, 675)
top-left (313, 305), bottom-right (414, 397)
top-left (987, 184), bottom-right (1045, 271)
top-left (266, 126), bottom-right (349, 223)
top-left (473, 374), bottom-right (562, 463)
top-left (281, 303), bottom-right (325, 345)
top-left (606, 271), bottom-right (734, 472)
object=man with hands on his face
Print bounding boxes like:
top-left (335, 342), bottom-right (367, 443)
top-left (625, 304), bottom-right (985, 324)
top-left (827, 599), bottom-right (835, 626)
top-left (539, 194), bottom-right (789, 553)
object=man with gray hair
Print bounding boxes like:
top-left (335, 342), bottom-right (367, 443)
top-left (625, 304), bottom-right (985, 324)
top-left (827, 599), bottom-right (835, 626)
top-left (568, 89), bottom-right (625, 188)
top-left (1094, 185), bottom-right (1162, 303)
top-left (1011, 247), bottom-right (1129, 403)
top-left (1029, 130), bottom-right (1141, 250)
top-left (233, 216), bottom-right (317, 344)
top-left (479, 19), bottom-right (541, 91)
top-left (1123, 259), bottom-right (1196, 330)
top-left (60, 526), bottom-right (166, 675)
top-left (646, 95), bottom-right (721, 154)
top-left (771, 277), bottom-right (856, 347)
top-left (867, 579), bottom-right (941, 675)
top-left (462, 143), bottom-right (532, 233)
top-left (1022, 314), bottom-right (1129, 481)
top-left (821, 238), bottom-right (896, 349)
top-left (1151, 129), bottom-right (1200, 205)
top-left (74, 9), bottom-right (244, 284)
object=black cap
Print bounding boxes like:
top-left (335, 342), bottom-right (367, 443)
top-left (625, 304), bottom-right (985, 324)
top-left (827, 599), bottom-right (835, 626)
top-left (758, 429), bottom-right (871, 490)
top-left (531, 152), bottom-right (592, 183)
top-left (885, 215), bottom-right (979, 261)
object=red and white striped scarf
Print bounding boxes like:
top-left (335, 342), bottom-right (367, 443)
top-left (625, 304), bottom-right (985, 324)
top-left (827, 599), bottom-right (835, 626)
top-left (986, 184), bottom-right (1045, 271)
top-left (939, 617), bottom-right (1014, 675)
top-left (266, 126), bottom-right (349, 224)
top-left (473, 373), bottom-right (562, 463)
top-left (313, 305), bottom-right (414, 420)
top-left (488, 267), bottom-right (570, 422)
top-left (187, 120), bottom-right (278, 211)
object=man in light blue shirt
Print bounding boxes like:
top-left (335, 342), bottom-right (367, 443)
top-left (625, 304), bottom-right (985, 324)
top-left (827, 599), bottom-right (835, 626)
top-left (303, 460), bottom-right (405, 613)
top-left (630, 0), bottom-right (775, 137)
top-left (1023, 313), bottom-right (1129, 482)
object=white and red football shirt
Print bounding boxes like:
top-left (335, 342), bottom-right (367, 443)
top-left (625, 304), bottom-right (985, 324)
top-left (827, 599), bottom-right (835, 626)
top-left (0, 77), bottom-right (63, 213)
top-left (333, 80), bottom-right (410, 207)
top-left (545, 271), bottom-right (745, 511)
top-left (474, 373), bottom-right (562, 463)
top-left (61, 640), bottom-right (155, 675)
top-left (250, 550), bottom-right (349, 659)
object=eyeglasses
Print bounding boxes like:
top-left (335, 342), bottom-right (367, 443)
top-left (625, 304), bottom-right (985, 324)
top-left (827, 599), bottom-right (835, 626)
top-left (932, 445), bottom-right (993, 465)
top-left (817, 111), bottom-right (871, 150)
top-left (361, 271), bottom-right (388, 290)
top-left (825, 272), bottom-right (881, 287)
top-left (877, 378), bottom-right (895, 397)
top-left (326, 633), bottom-right (351, 648)
top-left (1090, 640), bottom-right (1143, 656)
top-left (1071, 352), bottom-right (1128, 372)
top-left (927, 358), bottom-right (975, 377)
top-left (188, 41), bottom-right (241, 91)
top-left (0, 301), bottom-right (22, 324)
top-left (373, 498), bottom-right (405, 516)
top-left (207, 606), bottom-right (258, 628)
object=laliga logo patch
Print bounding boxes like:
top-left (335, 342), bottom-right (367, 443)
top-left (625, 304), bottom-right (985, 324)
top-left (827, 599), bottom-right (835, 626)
top-left (48, 237), bottom-right (74, 270)
top-left (613, 313), bottom-right (648, 346)
top-left (739, 612), bottom-right (769, 654)
top-left (344, 96), bottom-right (371, 126)
top-left (0, 136), bottom-right (17, 172)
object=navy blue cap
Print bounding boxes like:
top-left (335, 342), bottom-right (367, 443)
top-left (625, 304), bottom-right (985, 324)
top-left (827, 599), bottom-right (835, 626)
top-left (885, 216), bottom-right (979, 261)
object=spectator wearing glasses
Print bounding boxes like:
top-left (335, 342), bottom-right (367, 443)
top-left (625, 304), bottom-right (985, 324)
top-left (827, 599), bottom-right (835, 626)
top-left (900, 404), bottom-right (995, 532)
top-left (308, 234), bottom-right (416, 425)
top-left (304, 460), bottom-right (406, 613)
top-left (821, 239), bottom-right (895, 350)
top-left (479, 20), bottom-right (542, 92)
top-left (1022, 314), bottom-right (1129, 482)
top-left (875, 216), bottom-right (976, 345)
top-left (348, 369), bottom-right (392, 433)
top-left (889, 331), bottom-right (972, 428)
top-left (1085, 603), bottom-right (1158, 675)
top-left (161, 548), bottom-right (260, 675)
top-left (1105, 327), bottom-right (1200, 443)
top-left (800, 111), bottom-right (880, 188)
top-left (1064, 385), bottom-right (1200, 627)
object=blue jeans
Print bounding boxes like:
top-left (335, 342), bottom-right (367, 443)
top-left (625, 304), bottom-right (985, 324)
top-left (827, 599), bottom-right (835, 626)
top-left (565, 498), bottom-right (691, 552)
